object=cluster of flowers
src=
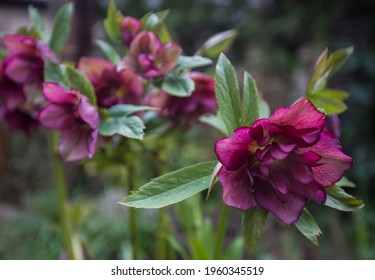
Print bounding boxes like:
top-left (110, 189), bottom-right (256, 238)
top-left (0, 16), bottom-right (217, 161)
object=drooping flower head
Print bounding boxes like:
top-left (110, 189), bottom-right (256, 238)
top-left (214, 99), bottom-right (352, 224)
top-left (120, 16), bottom-right (142, 45)
top-left (38, 82), bottom-right (99, 161)
top-left (118, 31), bottom-right (182, 79)
top-left (78, 57), bottom-right (143, 109)
top-left (150, 72), bottom-right (217, 126)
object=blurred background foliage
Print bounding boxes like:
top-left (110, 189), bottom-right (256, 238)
top-left (0, 0), bottom-right (374, 259)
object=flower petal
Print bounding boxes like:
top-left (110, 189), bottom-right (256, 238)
top-left (158, 42), bottom-right (182, 74)
top-left (289, 179), bottom-right (326, 204)
top-left (38, 104), bottom-right (75, 129)
top-left (78, 57), bottom-right (114, 86)
top-left (42, 82), bottom-right (78, 105)
top-left (77, 95), bottom-right (99, 129)
top-left (2, 35), bottom-right (36, 56)
top-left (4, 56), bottom-right (42, 84)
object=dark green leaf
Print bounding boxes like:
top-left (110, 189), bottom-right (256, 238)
top-left (28, 5), bottom-right (45, 39)
top-left (242, 207), bottom-right (268, 254)
top-left (176, 56), bottom-right (213, 71)
top-left (44, 59), bottom-right (70, 89)
top-left (108, 104), bottom-right (157, 116)
top-left (199, 114), bottom-right (228, 136)
top-left (199, 29), bottom-right (238, 58)
top-left (325, 184), bottom-right (365, 211)
top-left (49, 3), bottom-right (74, 54)
top-left (99, 114), bottom-right (145, 139)
top-left (119, 161), bottom-right (217, 208)
top-left (215, 53), bottom-right (241, 135)
top-left (162, 73), bottom-right (195, 97)
top-left (104, 0), bottom-right (123, 43)
top-left (327, 46), bottom-right (354, 78)
top-left (295, 208), bottom-right (322, 246)
top-left (241, 72), bottom-right (260, 126)
top-left (309, 89), bottom-right (349, 114)
top-left (63, 65), bottom-right (96, 106)
top-left (95, 39), bottom-right (121, 65)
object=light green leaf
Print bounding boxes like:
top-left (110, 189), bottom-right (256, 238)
top-left (0, 48), bottom-right (8, 61)
top-left (309, 89), bottom-right (349, 114)
top-left (259, 97), bottom-right (271, 118)
top-left (215, 53), bottom-right (241, 136)
top-left (44, 59), bottom-right (70, 89)
top-left (241, 71), bottom-right (260, 126)
top-left (28, 5), bottom-right (45, 40)
top-left (242, 207), bottom-right (268, 254)
top-left (49, 3), bottom-right (74, 54)
top-left (63, 65), bottom-right (96, 106)
top-left (108, 104), bottom-right (157, 116)
top-left (295, 208), bottom-right (322, 246)
top-left (176, 55), bottom-right (213, 71)
top-left (199, 113), bottom-right (228, 136)
top-left (325, 184), bottom-right (364, 212)
top-left (336, 176), bottom-right (356, 188)
top-left (141, 10), bottom-right (171, 43)
top-left (199, 29), bottom-right (238, 58)
top-left (99, 114), bottom-right (145, 139)
top-left (95, 39), bottom-right (121, 65)
top-left (119, 161), bottom-right (217, 208)
top-left (327, 46), bottom-right (354, 78)
top-left (206, 161), bottom-right (222, 200)
top-left (162, 73), bottom-right (195, 97)
top-left (104, 0), bottom-right (123, 43)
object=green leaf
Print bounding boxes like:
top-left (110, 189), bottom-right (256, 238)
top-left (0, 48), bottom-right (7, 61)
top-left (327, 46), bottom-right (354, 78)
top-left (215, 53), bottom-right (241, 136)
top-left (309, 89), bottom-right (349, 114)
top-left (28, 5), bottom-right (45, 40)
top-left (99, 114), bottom-right (145, 140)
top-left (198, 29), bottom-right (238, 58)
top-left (259, 97), bottom-right (271, 118)
top-left (295, 208), bottom-right (322, 246)
top-left (49, 3), bottom-right (74, 54)
top-left (95, 39), bottom-right (121, 65)
top-left (241, 72), bottom-right (260, 126)
top-left (162, 73), bottom-right (195, 97)
top-left (199, 113), bottom-right (228, 136)
top-left (119, 161), bottom-right (217, 208)
top-left (104, 0), bottom-right (123, 43)
top-left (176, 55), bottom-right (213, 71)
top-left (63, 65), bottom-right (96, 106)
top-left (242, 207), bottom-right (268, 254)
top-left (108, 104), bottom-right (157, 116)
top-left (44, 59), bottom-right (70, 89)
top-left (336, 176), bottom-right (356, 188)
top-left (306, 49), bottom-right (331, 96)
top-left (206, 161), bottom-right (222, 200)
top-left (325, 184), bottom-right (365, 212)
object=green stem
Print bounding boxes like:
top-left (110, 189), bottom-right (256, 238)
top-left (51, 133), bottom-right (76, 260)
top-left (214, 204), bottom-right (230, 259)
top-left (156, 207), bottom-right (168, 259)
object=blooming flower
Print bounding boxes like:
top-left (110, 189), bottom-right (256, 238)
top-left (118, 31), bottom-right (182, 78)
top-left (78, 57), bottom-right (143, 108)
top-left (150, 72), bottom-right (217, 126)
top-left (38, 82), bottom-right (99, 161)
top-left (214, 99), bottom-right (353, 224)
top-left (120, 16), bottom-right (142, 45)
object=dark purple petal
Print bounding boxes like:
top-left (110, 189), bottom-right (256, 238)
top-left (38, 104), bottom-right (75, 129)
top-left (78, 57), bottom-right (114, 86)
top-left (158, 42), bottom-right (182, 74)
top-left (289, 179), bottom-right (326, 204)
top-left (218, 165), bottom-right (257, 210)
top-left (4, 56), bottom-right (42, 84)
top-left (77, 95), bottom-right (99, 130)
top-left (131, 31), bottom-right (160, 56)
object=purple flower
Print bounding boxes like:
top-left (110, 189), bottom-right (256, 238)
top-left (150, 72), bottom-right (217, 126)
top-left (118, 31), bottom-right (182, 78)
top-left (38, 82), bottom-right (99, 161)
top-left (214, 99), bottom-right (353, 224)
top-left (78, 57), bottom-right (143, 108)
top-left (120, 17), bottom-right (142, 45)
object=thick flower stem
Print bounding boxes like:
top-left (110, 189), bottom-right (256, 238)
top-left (51, 132), bottom-right (76, 260)
top-left (214, 204), bottom-right (230, 259)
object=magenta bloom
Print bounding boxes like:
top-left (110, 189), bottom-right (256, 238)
top-left (118, 31), bottom-right (182, 78)
top-left (214, 99), bottom-right (353, 224)
top-left (120, 17), bottom-right (142, 45)
top-left (151, 72), bottom-right (217, 126)
top-left (38, 82), bottom-right (99, 161)
top-left (78, 57), bottom-right (143, 108)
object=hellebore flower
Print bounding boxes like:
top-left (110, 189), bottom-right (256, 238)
top-left (1, 34), bottom-right (57, 84)
top-left (150, 72), bottom-right (217, 126)
top-left (214, 99), bottom-right (353, 224)
top-left (118, 31), bottom-right (182, 78)
top-left (78, 57), bottom-right (143, 108)
top-left (120, 16), bottom-right (142, 45)
top-left (38, 82), bottom-right (99, 161)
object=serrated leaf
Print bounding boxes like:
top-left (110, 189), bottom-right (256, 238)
top-left (242, 207), bottom-right (268, 254)
top-left (327, 46), bottom-right (354, 78)
top-left (241, 72), bottom-right (260, 126)
top-left (44, 59), bottom-right (70, 89)
top-left (162, 73), bottom-right (195, 97)
top-left (199, 113), bottom-right (228, 136)
top-left (99, 114), bottom-right (145, 139)
top-left (104, 0), bottom-right (123, 43)
top-left (63, 65), bottom-right (96, 106)
top-left (199, 29), bottom-right (238, 58)
top-left (295, 208), bottom-right (322, 246)
top-left (95, 39), bottom-right (121, 65)
top-left (28, 5), bottom-right (45, 40)
top-left (119, 161), bottom-right (217, 208)
top-left (176, 55), bottom-right (213, 71)
top-left (325, 184), bottom-right (364, 211)
top-left (309, 89), bottom-right (349, 114)
top-left (215, 53), bottom-right (241, 136)
top-left (49, 3), bottom-right (74, 54)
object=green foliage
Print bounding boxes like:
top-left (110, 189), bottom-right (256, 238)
top-left (198, 29), bottom-right (238, 58)
top-left (176, 56), bottom-right (213, 71)
top-left (141, 10), bottom-right (171, 43)
top-left (241, 72), bottom-right (260, 126)
top-left (104, 0), bottom-right (124, 43)
top-left (199, 114), bottom-right (228, 136)
top-left (28, 5), bottom-right (45, 40)
top-left (119, 161), bottom-right (217, 208)
top-left (308, 89), bottom-right (349, 114)
top-left (295, 208), bottom-right (322, 246)
top-left (0, 48), bottom-right (7, 61)
top-left (325, 184), bottom-right (365, 212)
top-left (95, 39), bottom-right (121, 65)
top-left (43, 59), bottom-right (70, 89)
top-left (49, 3), bottom-right (74, 54)
top-left (242, 207), bottom-right (268, 255)
top-left (162, 73), bottom-right (195, 97)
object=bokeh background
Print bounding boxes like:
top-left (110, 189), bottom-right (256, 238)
top-left (0, 0), bottom-right (374, 259)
